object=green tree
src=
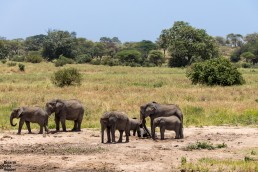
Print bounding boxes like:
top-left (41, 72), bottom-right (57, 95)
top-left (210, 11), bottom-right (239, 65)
top-left (148, 50), bottom-right (164, 66)
top-left (42, 30), bottom-right (77, 60)
top-left (226, 33), bottom-right (243, 47)
top-left (135, 40), bottom-right (157, 58)
top-left (156, 29), bottom-right (170, 58)
top-left (164, 21), bottom-right (219, 67)
top-left (0, 40), bottom-right (8, 59)
top-left (24, 34), bottom-right (46, 51)
top-left (241, 52), bottom-right (255, 63)
top-left (115, 49), bottom-right (142, 64)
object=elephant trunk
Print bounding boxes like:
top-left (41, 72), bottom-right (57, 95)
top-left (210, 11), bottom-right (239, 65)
top-left (140, 111), bottom-right (151, 137)
top-left (10, 115), bottom-right (17, 127)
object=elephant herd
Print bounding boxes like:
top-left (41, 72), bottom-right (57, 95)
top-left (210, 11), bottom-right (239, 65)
top-left (10, 99), bottom-right (184, 143)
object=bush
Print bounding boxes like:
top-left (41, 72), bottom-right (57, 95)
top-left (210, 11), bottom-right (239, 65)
top-left (18, 63), bottom-right (25, 71)
top-left (51, 68), bottom-right (82, 87)
top-left (242, 62), bottom-right (252, 68)
top-left (26, 51), bottom-right (43, 63)
top-left (7, 62), bottom-right (17, 67)
top-left (75, 54), bottom-right (92, 64)
top-left (90, 58), bottom-right (101, 65)
top-left (1, 59), bottom-right (7, 64)
top-left (101, 56), bottom-right (121, 66)
top-left (54, 55), bottom-right (74, 67)
top-left (186, 57), bottom-right (245, 86)
top-left (11, 55), bottom-right (25, 62)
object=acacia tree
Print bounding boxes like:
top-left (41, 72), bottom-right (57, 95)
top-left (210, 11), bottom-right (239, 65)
top-left (163, 21), bottom-right (219, 67)
top-left (226, 33), bottom-right (243, 47)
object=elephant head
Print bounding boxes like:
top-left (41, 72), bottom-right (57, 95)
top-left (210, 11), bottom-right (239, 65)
top-left (10, 108), bottom-right (23, 126)
top-left (139, 101), bottom-right (158, 137)
top-left (153, 118), bottom-right (164, 128)
top-left (45, 99), bottom-right (65, 115)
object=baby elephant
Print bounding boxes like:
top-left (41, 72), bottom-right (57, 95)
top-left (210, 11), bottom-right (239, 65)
top-left (100, 111), bottom-right (130, 143)
top-left (129, 118), bottom-right (141, 136)
top-left (153, 116), bottom-right (183, 140)
top-left (10, 107), bottom-right (50, 134)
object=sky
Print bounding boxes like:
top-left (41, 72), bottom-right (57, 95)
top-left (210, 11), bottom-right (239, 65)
top-left (0, 0), bottom-right (258, 42)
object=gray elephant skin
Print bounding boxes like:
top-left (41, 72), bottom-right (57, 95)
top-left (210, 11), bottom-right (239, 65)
top-left (10, 107), bottom-right (49, 134)
top-left (153, 116), bottom-right (183, 140)
top-left (100, 111), bottom-right (130, 143)
top-left (140, 101), bottom-right (184, 139)
top-left (45, 99), bottom-right (84, 132)
top-left (129, 118), bottom-right (141, 136)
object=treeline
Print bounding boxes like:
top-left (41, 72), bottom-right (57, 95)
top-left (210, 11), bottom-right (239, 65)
top-left (0, 21), bottom-right (258, 68)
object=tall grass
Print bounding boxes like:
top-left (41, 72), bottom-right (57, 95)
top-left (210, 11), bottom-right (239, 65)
top-left (0, 62), bottom-right (258, 130)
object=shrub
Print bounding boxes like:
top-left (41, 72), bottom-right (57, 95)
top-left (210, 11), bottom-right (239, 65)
top-left (51, 68), bottom-right (82, 87)
top-left (18, 63), bottom-right (25, 71)
top-left (26, 51), bottom-right (43, 63)
top-left (90, 58), bottom-right (101, 65)
top-left (1, 59), bottom-right (7, 64)
top-left (186, 57), bottom-right (245, 86)
top-left (75, 54), bottom-right (92, 64)
top-left (7, 62), bottom-right (17, 67)
top-left (242, 62), bottom-right (252, 68)
top-left (11, 55), bottom-right (25, 62)
top-left (54, 55), bottom-right (74, 67)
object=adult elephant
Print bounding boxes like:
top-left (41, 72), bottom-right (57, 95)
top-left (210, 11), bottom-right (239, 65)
top-left (140, 101), bottom-right (184, 139)
top-left (10, 107), bottom-right (49, 134)
top-left (45, 99), bottom-right (84, 132)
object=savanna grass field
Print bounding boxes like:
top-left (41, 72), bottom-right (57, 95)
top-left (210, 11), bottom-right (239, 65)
top-left (1, 62), bottom-right (258, 171)
top-left (1, 62), bottom-right (258, 130)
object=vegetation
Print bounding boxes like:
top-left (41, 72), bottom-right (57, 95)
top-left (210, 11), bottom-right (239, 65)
top-left (51, 67), bottom-right (82, 87)
top-left (18, 63), bottom-right (25, 71)
top-left (0, 62), bottom-right (258, 130)
top-left (184, 141), bottom-right (227, 151)
top-left (186, 58), bottom-right (245, 86)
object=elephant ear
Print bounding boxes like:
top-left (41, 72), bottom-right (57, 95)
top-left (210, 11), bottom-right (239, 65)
top-left (17, 108), bottom-right (24, 117)
top-left (55, 101), bottom-right (64, 114)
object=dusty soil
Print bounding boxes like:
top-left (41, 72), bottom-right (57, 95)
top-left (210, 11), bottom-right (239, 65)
top-left (0, 126), bottom-right (258, 172)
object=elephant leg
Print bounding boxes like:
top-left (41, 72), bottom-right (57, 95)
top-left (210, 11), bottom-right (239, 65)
top-left (17, 119), bottom-right (25, 134)
top-left (160, 127), bottom-right (165, 140)
top-left (77, 119), bottom-right (82, 131)
top-left (107, 127), bottom-right (111, 143)
top-left (55, 116), bottom-right (60, 131)
top-left (180, 124), bottom-right (184, 139)
top-left (151, 118), bottom-right (155, 139)
top-left (25, 121), bottom-right (32, 134)
top-left (133, 129), bottom-right (136, 136)
top-left (72, 120), bottom-right (78, 131)
top-left (118, 130), bottom-right (123, 143)
top-left (111, 124), bottom-right (116, 143)
top-left (39, 125), bottom-right (43, 134)
top-left (60, 118), bottom-right (66, 132)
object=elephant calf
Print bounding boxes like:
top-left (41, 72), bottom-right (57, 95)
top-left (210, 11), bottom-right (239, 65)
top-left (10, 107), bottom-right (50, 134)
top-left (153, 116), bottom-right (183, 140)
top-left (129, 118), bottom-right (141, 136)
top-left (100, 111), bottom-right (130, 143)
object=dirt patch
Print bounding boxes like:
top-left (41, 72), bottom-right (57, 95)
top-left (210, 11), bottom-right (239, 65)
top-left (0, 126), bottom-right (258, 171)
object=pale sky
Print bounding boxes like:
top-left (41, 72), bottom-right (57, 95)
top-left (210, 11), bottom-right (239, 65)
top-left (0, 0), bottom-right (257, 42)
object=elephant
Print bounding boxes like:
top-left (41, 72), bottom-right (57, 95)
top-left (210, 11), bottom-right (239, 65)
top-left (100, 111), bottom-right (130, 143)
top-left (129, 118), bottom-right (141, 136)
top-left (45, 99), bottom-right (84, 132)
top-left (140, 101), bottom-right (184, 139)
top-left (10, 107), bottom-right (50, 134)
top-left (153, 116), bottom-right (183, 140)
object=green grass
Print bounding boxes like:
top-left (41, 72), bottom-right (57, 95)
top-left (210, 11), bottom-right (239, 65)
top-left (1, 62), bottom-right (258, 130)
top-left (184, 141), bottom-right (227, 151)
top-left (180, 157), bottom-right (258, 172)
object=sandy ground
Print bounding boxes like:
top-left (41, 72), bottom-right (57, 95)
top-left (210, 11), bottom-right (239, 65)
top-left (0, 126), bottom-right (258, 172)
